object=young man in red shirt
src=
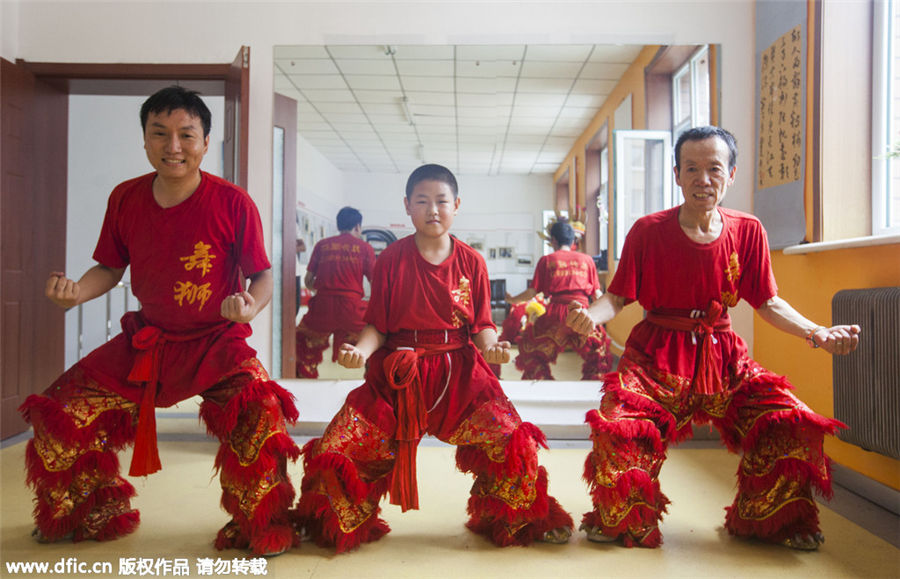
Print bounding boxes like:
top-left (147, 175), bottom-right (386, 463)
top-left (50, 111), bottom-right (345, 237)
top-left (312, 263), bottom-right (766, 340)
top-left (567, 126), bottom-right (860, 550)
top-left (508, 220), bottom-right (614, 380)
top-left (21, 86), bottom-right (299, 557)
top-left (295, 206), bottom-right (375, 378)
top-left (294, 164), bottom-right (573, 552)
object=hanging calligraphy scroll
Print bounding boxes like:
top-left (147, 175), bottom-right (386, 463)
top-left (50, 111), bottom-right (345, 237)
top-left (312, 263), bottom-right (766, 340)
top-left (754, 0), bottom-right (808, 249)
top-left (758, 25), bottom-right (803, 189)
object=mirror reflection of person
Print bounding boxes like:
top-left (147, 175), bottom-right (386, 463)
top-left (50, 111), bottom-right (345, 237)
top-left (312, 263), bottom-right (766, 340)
top-left (23, 86), bottom-right (299, 557)
top-left (566, 126), bottom-right (860, 551)
top-left (295, 207), bottom-right (375, 378)
top-left (506, 220), bottom-right (614, 380)
top-left (294, 164), bottom-right (574, 551)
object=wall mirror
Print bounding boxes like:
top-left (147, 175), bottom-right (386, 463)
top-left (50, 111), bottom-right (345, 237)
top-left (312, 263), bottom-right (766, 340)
top-left (271, 43), bottom-right (715, 381)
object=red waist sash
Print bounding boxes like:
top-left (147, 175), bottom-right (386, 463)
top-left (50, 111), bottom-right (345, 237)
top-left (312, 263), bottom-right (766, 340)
top-left (382, 329), bottom-right (468, 511)
top-left (645, 302), bottom-right (731, 396)
top-left (548, 290), bottom-right (589, 306)
top-left (127, 320), bottom-right (229, 477)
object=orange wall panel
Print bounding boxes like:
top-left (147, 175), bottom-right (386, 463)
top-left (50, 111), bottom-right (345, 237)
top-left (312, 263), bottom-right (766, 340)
top-left (756, 244), bottom-right (900, 489)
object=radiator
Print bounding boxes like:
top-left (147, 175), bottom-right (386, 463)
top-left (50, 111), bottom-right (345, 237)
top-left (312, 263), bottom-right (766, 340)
top-left (832, 286), bottom-right (900, 459)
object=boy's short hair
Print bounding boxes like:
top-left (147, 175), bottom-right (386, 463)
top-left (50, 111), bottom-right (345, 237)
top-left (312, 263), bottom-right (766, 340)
top-left (405, 163), bottom-right (458, 199)
top-left (336, 206), bottom-right (363, 231)
top-left (549, 220), bottom-right (576, 247)
top-left (674, 126), bottom-right (737, 171)
top-left (140, 85), bottom-right (212, 138)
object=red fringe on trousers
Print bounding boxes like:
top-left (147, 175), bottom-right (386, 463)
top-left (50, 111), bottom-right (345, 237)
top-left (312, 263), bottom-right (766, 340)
top-left (293, 405), bottom-right (573, 552)
top-left (19, 366), bottom-right (301, 556)
top-left (581, 362), bottom-right (843, 547)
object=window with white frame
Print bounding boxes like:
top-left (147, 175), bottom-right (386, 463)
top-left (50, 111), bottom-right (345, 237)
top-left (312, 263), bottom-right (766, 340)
top-left (672, 46), bottom-right (711, 141)
top-left (873, 0), bottom-right (900, 235)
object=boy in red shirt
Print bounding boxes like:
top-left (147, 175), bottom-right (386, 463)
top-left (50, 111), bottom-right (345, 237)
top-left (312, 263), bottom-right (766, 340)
top-left (508, 220), bottom-right (614, 380)
top-left (295, 207), bottom-right (375, 378)
top-left (20, 86), bottom-right (299, 557)
top-left (294, 164), bottom-right (573, 551)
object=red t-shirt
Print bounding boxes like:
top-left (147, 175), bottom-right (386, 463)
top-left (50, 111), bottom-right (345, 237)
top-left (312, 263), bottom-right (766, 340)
top-left (92, 172), bottom-right (271, 334)
top-left (307, 232), bottom-right (375, 297)
top-left (608, 206), bottom-right (778, 380)
top-left (364, 236), bottom-right (495, 336)
top-left (532, 249), bottom-right (600, 307)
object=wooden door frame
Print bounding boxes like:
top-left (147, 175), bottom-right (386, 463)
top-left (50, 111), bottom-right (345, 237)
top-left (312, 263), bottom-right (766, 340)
top-left (273, 93), bottom-right (298, 378)
top-left (1, 59), bottom-right (68, 439)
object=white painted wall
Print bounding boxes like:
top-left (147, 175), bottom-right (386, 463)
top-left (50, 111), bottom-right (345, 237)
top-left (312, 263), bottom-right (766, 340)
top-left (297, 134), bottom-right (346, 221)
top-left (64, 94), bottom-right (224, 368)
top-left (0, 0), bottom-right (18, 62)
top-left (11, 0), bottom-right (757, 366)
top-left (295, 134), bottom-right (346, 286)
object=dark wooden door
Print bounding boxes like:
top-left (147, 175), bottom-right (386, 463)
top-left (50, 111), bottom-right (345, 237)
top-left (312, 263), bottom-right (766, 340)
top-left (1, 58), bottom-right (67, 439)
top-left (274, 93), bottom-right (298, 378)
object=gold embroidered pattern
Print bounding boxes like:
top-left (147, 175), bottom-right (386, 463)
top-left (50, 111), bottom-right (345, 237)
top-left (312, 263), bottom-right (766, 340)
top-left (740, 421), bottom-right (828, 480)
top-left (42, 470), bottom-right (100, 518)
top-left (308, 469), bottom-right (379, 533)
top-left (720, 290), bottom-right (739, 308)
top-left (725, 251), bottom-right (741, 282)
top-left (80, 487), bottom-right (134, 539)
top-left (449, 276), bottom-right (472, 328)
top-left (732, 402), bottom-right (809, 440)
top-left (228, 397), bottom-right (289, 466)
top-left (174, 240), bottom-right (217, 310)
top-left (617, 356), bottom-right (695, 428)
top-left (173, 281), bottom-right (212, 311)
top-left (64, 389), bottom-right (137, 430)
top-left (447, 399), bottom-right (522, 462)
top-left (33, 429), bottom-right (112, 473)
top-left (180, 241), bottom-right (216, 276)
top-left (221, 469), bottom-right (279, 519)
top-left (735, 475), bottom-right (814, 521)
top-left (472, 471), bottom-right (537, 510)
top-left (597, 486), bottom-right (658, 528)
top-left (616, 352), bottom-right (737, 427)
top-left (588, 436), bottom-right (664, 489)
top-left (316, 405), bottom-right (396, 480)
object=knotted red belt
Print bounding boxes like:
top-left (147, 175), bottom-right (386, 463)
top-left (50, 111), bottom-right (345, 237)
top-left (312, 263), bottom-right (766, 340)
top-left (126, 322), bottom-right (226, 477)
top-left (549, 290), bottom-right (590, 307)
top-left (645, 301), bottom-right (731, 396)
top-left (383, 329), bottom-right (467, 512)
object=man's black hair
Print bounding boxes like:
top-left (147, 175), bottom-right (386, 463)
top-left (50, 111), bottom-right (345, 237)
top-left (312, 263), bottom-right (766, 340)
top-left (674, 126), bottom-right (737, 171)
top-left (337, 206), bottom-right (363, 231)
top-left (140, 85), bottom-right (212, 137)
top-left (549, 220), bottom-right (576, 247)
top-left (405, 163), bottom-right (458, 199)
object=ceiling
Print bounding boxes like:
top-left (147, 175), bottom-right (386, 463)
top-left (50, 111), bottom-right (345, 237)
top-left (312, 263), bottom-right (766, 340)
top-left (273, 44), bottom-right (645, 176)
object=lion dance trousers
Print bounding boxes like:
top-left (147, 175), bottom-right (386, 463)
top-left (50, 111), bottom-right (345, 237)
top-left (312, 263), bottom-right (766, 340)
top-left (515, 310), bottom-right (614, 380)
top-left (582, 352), bottom-right (842, 547)
top-left (19, 359), bottom-right (300, 556)
top-left (295, 293), bottom-right (366, 379)
top-left (294, 329), bottom-right (573, 552)
top-left (295, 325), bottom-right (360, 379)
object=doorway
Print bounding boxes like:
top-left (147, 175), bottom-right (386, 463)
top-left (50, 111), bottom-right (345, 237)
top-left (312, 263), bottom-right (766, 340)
top-left (0, 49), bottom-right (250, 440)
